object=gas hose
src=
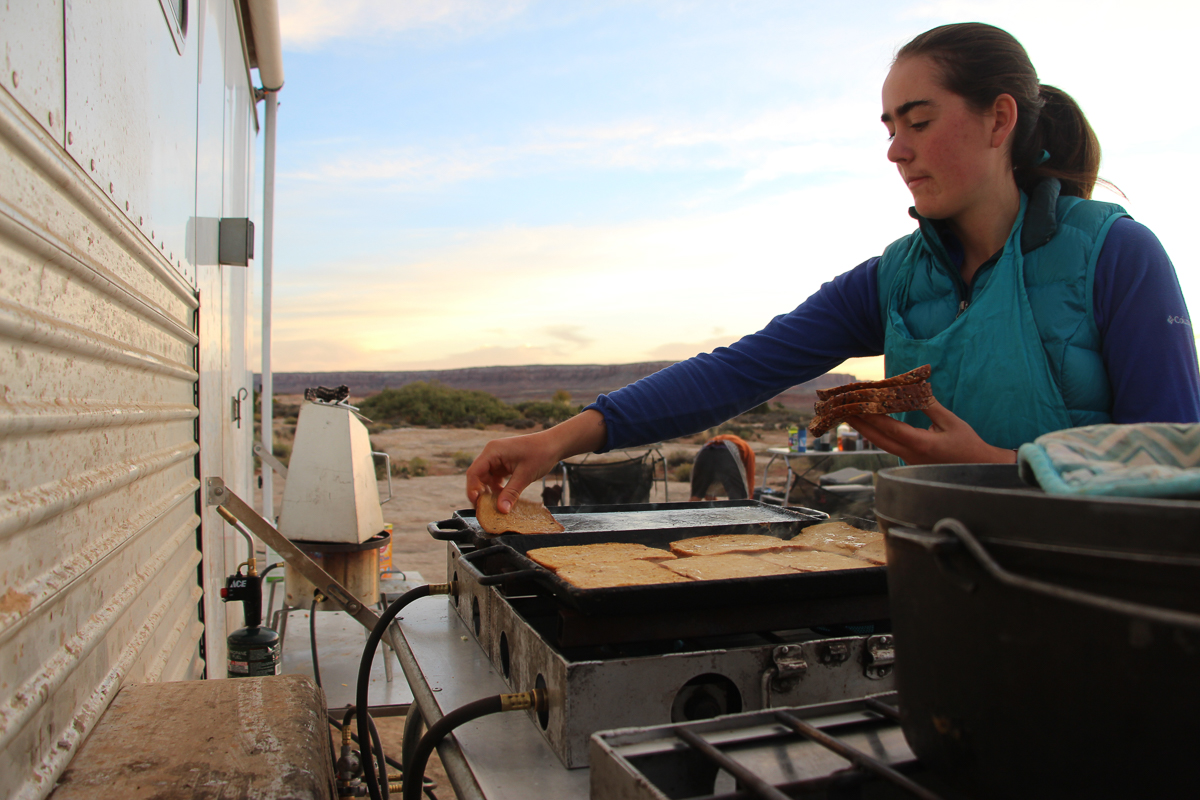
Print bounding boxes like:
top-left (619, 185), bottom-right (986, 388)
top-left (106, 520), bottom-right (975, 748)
top-left (311, 593), bottom-right (324, 689)
top-left (358, 583), bottom-right (454, 800)
top-left (402, 690), bottom-right (546, 800)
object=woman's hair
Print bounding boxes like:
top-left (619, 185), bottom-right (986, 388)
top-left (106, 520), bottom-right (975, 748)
top-left (896, 23), bottom-right (1101, 199)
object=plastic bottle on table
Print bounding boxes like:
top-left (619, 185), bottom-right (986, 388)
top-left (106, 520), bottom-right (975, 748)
top-left (837, 422), bottom-right (858, 452)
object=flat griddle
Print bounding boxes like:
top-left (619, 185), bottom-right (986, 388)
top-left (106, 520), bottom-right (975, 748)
top-left (428, 499), bottom-right (826, 546)
top-left (452, 513), bottom-right (886, 617)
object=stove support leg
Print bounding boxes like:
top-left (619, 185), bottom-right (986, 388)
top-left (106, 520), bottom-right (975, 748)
top-left (379, 599), bottom-right (394, 683)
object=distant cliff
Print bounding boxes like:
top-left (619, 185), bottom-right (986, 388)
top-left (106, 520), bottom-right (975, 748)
top-left (259, 363), bottom-right (856, 410)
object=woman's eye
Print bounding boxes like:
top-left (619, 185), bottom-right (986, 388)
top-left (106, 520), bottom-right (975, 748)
top-left (911, 120), bottom-right (929, 131)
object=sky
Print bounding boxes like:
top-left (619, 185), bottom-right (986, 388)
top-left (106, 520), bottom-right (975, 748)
top-left (261, 0), bottom-right (1200, 382)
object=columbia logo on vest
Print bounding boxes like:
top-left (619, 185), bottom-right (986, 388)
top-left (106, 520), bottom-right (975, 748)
top-left (1167, 315), bottom-right (1192, 327)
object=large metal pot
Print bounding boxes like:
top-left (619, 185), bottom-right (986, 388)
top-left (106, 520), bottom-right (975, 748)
top-left (875, 464), bottom-right (1200, 798)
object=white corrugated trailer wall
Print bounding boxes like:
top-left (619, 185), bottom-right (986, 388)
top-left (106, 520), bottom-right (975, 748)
top-left (0, 1), bottom-right (257, 797)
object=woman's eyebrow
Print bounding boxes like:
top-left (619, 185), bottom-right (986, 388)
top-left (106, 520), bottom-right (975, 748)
top-left (881, 99), bottom-right (932, 123)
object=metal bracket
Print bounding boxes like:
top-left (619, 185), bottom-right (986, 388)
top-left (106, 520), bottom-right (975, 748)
top-left (371, 451), bottom-right (393, 503)
top-left (818, 641), bottom-right (851, 665)
top-left (253, 441), bottom-right (289, 478)
top-left (772, 644), bottom-right (809, 676)
top-left (761, 643), bottom-right (809, 708)
top-left (206, 476), bottom-right (229, 506)
top-left (863, 634), bottom-right (895, 680)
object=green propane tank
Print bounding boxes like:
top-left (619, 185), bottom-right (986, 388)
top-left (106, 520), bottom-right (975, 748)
top-left (222, 568), bottom-right (280, 677)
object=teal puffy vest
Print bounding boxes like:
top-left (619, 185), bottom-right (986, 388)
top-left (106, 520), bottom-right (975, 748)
top-left (876, 179), bottom-right (1128, 448)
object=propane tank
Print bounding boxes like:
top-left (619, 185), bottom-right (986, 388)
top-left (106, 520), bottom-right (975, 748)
top-left (221, 564), bottom-right (281, 678)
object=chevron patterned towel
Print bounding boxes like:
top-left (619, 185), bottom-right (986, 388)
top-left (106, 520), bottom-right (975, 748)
top-left (1018, 423), bottom-right (1200, 498)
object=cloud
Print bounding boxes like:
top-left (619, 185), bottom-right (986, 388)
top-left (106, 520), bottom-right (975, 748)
top-left (279, 0), bottom-right (534, 49)
top-left (544, 325), bottom-right (593, 346)
top-left (643, 335), bottom-right (740, 361)
top-left (282, 97), bottom-right (884, 198)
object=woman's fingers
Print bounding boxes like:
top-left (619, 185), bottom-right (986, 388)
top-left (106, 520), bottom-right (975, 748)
top-left (846, 413), bottom-right (917, 458)
top-left (846, 399), bottom-right (1013, 465)
top-left (465, 410), bottom-right (609, 513)
top-left (919, 398), bottom-right (958, 430)
top-left (464, 432), bottom-right (559, 512)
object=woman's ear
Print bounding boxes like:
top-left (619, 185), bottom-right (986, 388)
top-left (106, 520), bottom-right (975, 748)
top-left (991, 93), bottom-right (1019, 149)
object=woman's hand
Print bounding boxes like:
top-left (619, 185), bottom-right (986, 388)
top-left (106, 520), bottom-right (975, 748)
top-left (465, 409), bottom-right (608, 513)
top-left (846, 399), bottom-right (1016, 464)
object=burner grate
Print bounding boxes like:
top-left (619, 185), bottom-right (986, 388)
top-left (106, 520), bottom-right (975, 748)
top-left (590, 695), bottom-right (953, 800)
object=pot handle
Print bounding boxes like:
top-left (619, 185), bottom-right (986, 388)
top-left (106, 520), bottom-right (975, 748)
top-left (453, 544), bottom-right (546, 587)
top-left (934, 517), bottom-right (1200, 633)
top-left (887, 525), bottom-right (976, 593)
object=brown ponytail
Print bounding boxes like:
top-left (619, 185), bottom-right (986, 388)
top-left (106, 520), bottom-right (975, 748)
top-left (896, 23), bottom-right (1102, 198)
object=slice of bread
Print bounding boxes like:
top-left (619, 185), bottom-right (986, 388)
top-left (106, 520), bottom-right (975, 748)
top-left (475, 492), bottom-right (564, 535)
top-left (556, 560), bottom-right (691, 589)
top-left (815, 364), bottom-right (932, 401)
top-left (790, 522), bottom-right (883, 555)
top-left (663, 553), bottom-right (797, 581)
top-left (757, 549), bottom-right (873, 572)
top-left (527, 542), bottom-right (675, 571)
top-left (814, 382), bottom-right (933, 415)
top-left (853, 539), bottom-right (887, 565)
top-left (669, 533), bottom-right (807, 558)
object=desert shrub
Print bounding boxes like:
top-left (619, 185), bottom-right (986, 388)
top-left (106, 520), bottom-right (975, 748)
top-left (514, 399), bottom-right (580, 426)
top-left (451, 451), bottom-right (474, 470)
top-left (667, 450), bottom-right (692, 467)
top-left (506, 418), bottom-right (536, 430)
top-left (671, 463), bottom-right (692, 482)
top-left (359, 381), bottom-right (516, 428)
top-left (387, 457), bottom-right (429, 479)
top-left (272, 442), bottom-right (291, 466)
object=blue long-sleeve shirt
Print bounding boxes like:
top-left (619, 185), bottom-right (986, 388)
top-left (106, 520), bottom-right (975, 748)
top-left (590, 218), bottom-right (1200, 451)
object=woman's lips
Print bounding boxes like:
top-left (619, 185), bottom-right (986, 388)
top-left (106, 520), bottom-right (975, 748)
top-left (906, 175), bottom-right (929, 190)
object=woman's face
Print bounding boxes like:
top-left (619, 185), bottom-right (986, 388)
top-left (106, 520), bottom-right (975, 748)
top-left (881, 56), bottom-right (1012, 222)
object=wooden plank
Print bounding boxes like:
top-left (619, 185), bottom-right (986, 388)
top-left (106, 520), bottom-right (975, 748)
top-left (50, 675), bottom-right (336, 800)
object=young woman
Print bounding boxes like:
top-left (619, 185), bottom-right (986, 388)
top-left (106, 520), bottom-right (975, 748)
top-left (467, 22), bottom-right (1200, 513)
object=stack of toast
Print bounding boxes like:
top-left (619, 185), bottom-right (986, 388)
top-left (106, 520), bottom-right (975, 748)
top-left (808, 364), bottom-right (933, 437)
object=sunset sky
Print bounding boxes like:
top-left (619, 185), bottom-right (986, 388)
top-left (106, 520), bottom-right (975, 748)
top-left (263, 0), bottom-right (1199, 382)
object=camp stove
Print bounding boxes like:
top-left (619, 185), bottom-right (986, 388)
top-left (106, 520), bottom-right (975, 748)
top-left (446, 538), bottom-right (895, 768)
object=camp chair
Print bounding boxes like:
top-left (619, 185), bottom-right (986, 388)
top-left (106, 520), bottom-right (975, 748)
top-left (560, 449), bottom-right (667, 506)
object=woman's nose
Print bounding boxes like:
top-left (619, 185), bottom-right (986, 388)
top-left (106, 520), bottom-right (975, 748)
top-left (888, 135), bottom-right (909, 164)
